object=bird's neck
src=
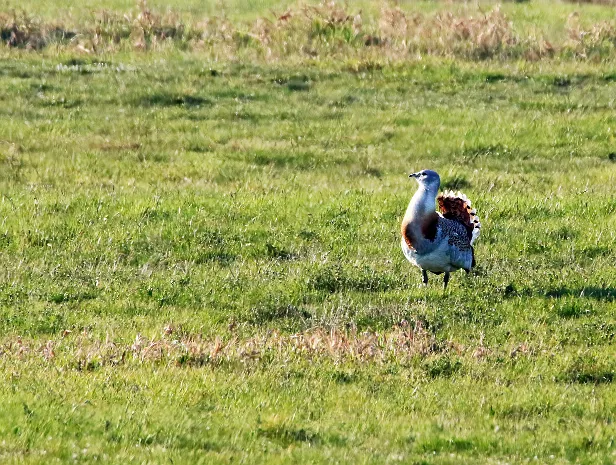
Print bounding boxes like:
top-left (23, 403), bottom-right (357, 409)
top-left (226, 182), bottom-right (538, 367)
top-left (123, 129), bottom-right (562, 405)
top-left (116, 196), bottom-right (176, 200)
top-left (404, 186), bottom-right (437, 223)
top-left (401, 186), bottom-right (439, 252)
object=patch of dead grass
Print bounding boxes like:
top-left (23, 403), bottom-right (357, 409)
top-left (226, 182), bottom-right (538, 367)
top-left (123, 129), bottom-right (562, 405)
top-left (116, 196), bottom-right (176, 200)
top-left (0, 10), bottom-right (76, 49)
top-left (0, 1), bottom-right (613, 61)
top-left (564, 12), bottom-right (616, 58)
top-left (0, 323), bottom-right (543, 369)
top-left (1, 323), bottom-right (439, 368)
top-left (563, 0), bottom-right (616, 4)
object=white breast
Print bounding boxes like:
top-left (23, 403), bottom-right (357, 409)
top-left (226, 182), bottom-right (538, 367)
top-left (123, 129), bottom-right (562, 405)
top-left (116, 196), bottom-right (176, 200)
top-left (401, 238), bottom-right (454, 273)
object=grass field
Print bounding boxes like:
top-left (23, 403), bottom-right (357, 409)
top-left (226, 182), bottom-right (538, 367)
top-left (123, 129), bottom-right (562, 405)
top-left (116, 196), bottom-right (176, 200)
top-left (1, 1), bottom-right (616, 464)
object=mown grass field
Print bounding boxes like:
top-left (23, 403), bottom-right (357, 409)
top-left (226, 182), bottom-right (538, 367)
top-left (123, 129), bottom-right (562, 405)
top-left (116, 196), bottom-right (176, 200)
top-left (1, 0), bottom-right (616, 464)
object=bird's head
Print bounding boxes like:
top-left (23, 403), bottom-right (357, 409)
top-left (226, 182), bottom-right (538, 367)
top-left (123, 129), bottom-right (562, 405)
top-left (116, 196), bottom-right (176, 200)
top-left (409, 169), bottom-right (440, 191)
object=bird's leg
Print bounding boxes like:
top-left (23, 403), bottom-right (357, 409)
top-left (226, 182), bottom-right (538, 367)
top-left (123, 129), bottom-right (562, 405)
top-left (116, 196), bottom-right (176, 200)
top-left (443, 272), bottom-right (450, 290)
top-left (421, 269), bottom-right (428, 286)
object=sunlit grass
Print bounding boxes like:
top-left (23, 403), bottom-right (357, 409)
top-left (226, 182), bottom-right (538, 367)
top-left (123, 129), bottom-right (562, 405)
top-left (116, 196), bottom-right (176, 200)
top-left (1, 1), bottom-right (616, 464)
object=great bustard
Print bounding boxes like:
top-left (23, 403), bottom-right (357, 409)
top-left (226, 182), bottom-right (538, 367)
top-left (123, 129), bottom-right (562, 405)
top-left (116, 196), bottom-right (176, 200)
top-left (401, 169), bottom-right (481, 289)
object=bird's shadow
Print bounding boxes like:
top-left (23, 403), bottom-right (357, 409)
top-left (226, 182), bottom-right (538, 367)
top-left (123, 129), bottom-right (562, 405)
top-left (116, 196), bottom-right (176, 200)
top-left (543, 287), bottom-right (616, 302)
top-left (499, 284), bottom-right (616, 302)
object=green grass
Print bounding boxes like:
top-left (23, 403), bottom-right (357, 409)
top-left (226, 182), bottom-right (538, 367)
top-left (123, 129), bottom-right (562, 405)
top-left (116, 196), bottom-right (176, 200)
top-left (1, 1), bottom-right (616, 464)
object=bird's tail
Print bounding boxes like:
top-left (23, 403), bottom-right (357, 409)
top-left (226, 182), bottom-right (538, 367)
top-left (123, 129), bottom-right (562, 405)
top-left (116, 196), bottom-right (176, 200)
top-left (437, 191), bottom-right (481, 245)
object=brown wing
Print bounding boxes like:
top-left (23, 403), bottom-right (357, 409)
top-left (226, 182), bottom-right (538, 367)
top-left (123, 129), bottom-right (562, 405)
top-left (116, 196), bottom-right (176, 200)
top-left (437, 191), bottom-right (480, 243)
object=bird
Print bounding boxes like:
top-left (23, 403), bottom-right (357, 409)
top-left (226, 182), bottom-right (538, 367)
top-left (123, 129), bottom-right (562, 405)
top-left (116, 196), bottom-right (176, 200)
top-left (400, 169), bottom-right (481, 289)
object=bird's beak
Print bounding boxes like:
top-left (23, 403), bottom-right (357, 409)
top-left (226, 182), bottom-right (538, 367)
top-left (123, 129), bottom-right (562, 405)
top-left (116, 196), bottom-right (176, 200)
top-left (409, 172), bottom-right (419, 178)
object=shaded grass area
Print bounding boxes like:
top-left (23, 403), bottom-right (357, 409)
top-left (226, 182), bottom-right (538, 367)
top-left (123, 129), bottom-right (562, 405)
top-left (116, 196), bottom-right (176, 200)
top-left (0, 52), bottom-right (615, 463)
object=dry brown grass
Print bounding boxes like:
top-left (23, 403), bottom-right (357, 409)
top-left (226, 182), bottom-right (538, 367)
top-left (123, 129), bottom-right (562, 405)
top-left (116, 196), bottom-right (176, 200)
top-left (226, 3), bottom-right (553, 60)
top-left (378, 5), bottom-right (553, 59)
top-left (562, 0), bottom-right (616, 4)
top-left (0, 11), bottom-right (76, 49)
top-left (0, 322), bottom-right (541, 370)
top-left (0, 2), bottom-right (614, 60)
top-left (0, 323), bottom-right (440, 368)
top-left (564, 12), bottom-right (616, 58)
